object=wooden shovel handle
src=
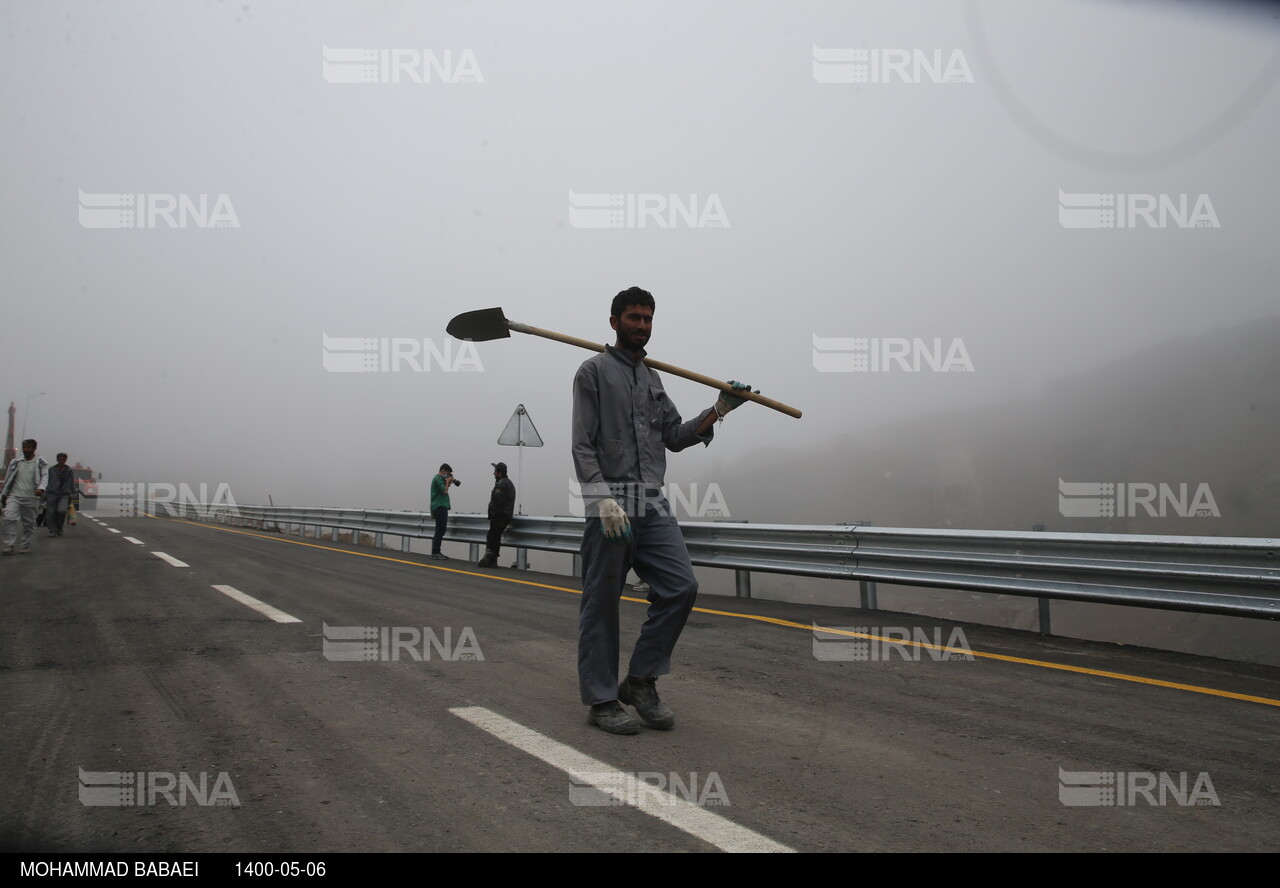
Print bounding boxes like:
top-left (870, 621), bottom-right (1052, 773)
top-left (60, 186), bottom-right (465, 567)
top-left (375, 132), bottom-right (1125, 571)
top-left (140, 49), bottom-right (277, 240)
top-left (511, 322), bottom-right (803, 419)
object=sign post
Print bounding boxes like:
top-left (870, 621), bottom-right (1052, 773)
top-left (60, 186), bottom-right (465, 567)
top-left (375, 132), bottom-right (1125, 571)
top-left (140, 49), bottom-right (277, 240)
top-left (497, 404), bottom-right (543, 515)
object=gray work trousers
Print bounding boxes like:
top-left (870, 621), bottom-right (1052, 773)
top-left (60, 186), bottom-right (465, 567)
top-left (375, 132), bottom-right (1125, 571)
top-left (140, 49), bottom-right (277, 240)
top-left (45, 494), bottom-right (71, 532)
top-left (3, 497), bottom-right (38, 549)
top-left (578, 497), bottom-right (698, 705)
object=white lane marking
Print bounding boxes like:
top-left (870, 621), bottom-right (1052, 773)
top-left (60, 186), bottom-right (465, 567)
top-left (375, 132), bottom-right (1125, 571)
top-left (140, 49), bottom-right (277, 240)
top-left (108, 528), bottom-right (121, 534)
top-left (211, 585), bottom-right (302, 624)
top-left (124, 537), bottom-right (145, 545)
top-left (152, 552), bottom-right (189, 567)
top-left (448, 706), bottom-right (794, 853)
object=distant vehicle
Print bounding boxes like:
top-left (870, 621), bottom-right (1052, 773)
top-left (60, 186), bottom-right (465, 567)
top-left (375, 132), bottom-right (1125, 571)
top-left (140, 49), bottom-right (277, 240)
top-left (72, 463), bottom-right (99, 499)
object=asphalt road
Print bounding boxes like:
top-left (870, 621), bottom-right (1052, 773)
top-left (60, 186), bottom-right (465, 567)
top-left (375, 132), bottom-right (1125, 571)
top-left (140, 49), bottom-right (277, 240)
top-left (2, 513), bottom-right (1277, 853)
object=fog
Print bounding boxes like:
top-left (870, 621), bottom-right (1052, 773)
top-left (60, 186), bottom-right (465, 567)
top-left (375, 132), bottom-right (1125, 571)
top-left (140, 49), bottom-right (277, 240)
top-left (3, 0), bottom-right (1278, 540)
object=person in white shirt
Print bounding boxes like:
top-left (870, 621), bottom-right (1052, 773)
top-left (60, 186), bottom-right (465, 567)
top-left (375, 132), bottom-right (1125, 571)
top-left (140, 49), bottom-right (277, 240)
top-left (2, 439), bottom-right (49, 554)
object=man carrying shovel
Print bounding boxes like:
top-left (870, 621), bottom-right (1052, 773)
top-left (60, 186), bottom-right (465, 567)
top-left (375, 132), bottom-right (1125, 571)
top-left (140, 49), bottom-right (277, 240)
top-left (447, 293), bottom-right (796, 733)
top-left (572, 287), bottom-right (755, 734)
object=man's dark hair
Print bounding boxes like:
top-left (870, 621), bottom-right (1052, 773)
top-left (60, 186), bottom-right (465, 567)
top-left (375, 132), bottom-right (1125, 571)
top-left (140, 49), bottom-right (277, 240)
top-left (440, 463), bottom-right (453, 473)
top-left (57, 453), bottom-right (67, 460)
top-left (22, 439), bottom-right (36, 449)
top-left (611, 286), bottom-right (655, 319)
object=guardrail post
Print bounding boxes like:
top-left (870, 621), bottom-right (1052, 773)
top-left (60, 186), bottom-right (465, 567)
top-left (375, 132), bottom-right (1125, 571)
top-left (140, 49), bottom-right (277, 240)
top-left (572, 554), bottom-right (581, 578)
top-left (401, 535), bottom-right (411, 552)
top-left (735, 569), bottom-right (751, 599)
top-left (331, 526), bottom-right (339, 542)
top-left (1032, 523), bottom-right (1051, 635)
top-left (860, 580), bottom-right (878, 611)
top-left (469, 542), bottom-right (479, 562)
top-left (375, 532), bottom-right (383, 549)
top-left (516, 548), bottom-right (528, 570)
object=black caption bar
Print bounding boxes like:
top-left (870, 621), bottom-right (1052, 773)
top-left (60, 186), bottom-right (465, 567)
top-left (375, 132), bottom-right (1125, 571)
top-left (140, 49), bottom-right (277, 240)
top-left (14, 855), bottom-right (361, 879)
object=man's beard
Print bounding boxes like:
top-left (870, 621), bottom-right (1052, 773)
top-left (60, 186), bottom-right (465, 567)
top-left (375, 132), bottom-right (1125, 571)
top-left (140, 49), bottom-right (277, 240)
top-left (618, 330), bottom-right (649, 352)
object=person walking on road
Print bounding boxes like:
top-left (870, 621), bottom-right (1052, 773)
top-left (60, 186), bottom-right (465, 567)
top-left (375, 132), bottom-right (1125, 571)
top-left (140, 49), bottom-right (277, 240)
top-left (43, 453), bottom-right (78, 538)
top-left (571, 286), bottom-right (755, 734)
top-left (2, 439), bottom-right (49, 555)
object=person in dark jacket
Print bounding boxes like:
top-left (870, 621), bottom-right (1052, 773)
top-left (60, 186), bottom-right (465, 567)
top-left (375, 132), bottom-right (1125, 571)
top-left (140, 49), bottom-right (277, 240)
top-left (44, 453), bottom-right (79, 537)
top-left (478, 462), bottom-right (516, 568)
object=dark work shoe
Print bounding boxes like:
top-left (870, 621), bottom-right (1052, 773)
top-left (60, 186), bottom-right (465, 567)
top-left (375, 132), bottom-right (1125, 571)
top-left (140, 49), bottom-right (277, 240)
top-left (618, 676), bottom-right (675, 730)
top-left (587, 701), bottom-right (641, 735)
top-left (477, 552), bottom-right (496, 568)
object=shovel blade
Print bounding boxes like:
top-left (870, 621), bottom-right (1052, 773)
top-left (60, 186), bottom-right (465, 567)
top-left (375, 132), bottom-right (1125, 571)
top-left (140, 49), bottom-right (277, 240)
top-left (447, 307), bottom-right (512, 342)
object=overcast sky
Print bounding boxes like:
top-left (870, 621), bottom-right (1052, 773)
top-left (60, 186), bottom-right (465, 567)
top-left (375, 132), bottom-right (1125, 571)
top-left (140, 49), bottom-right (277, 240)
top-left (2, 0), bottom-right (1278, 517)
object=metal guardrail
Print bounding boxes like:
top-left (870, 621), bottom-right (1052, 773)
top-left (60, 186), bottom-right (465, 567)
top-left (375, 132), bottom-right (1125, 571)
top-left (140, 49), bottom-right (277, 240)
top-left (160, 504), bottom-right (1280, 626)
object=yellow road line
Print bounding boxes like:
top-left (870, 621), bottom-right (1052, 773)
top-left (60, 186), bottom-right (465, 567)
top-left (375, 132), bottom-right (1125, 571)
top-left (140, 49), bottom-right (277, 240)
top-left (165, 518), bottom-right (1280, 709)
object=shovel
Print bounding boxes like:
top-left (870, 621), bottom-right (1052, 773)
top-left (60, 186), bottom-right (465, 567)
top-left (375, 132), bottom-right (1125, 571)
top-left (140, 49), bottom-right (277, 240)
top-left (447, 307), bottom-right (802, 419)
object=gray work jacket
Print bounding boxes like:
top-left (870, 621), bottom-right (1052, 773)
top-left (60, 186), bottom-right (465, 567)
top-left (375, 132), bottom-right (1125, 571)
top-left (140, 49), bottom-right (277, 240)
top-left (572, 345), bottom-right (714, 509)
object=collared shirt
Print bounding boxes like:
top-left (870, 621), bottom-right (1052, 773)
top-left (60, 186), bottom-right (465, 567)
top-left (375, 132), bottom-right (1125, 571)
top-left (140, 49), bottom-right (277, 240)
top-left (572, 345), bottom-right (714, 507)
